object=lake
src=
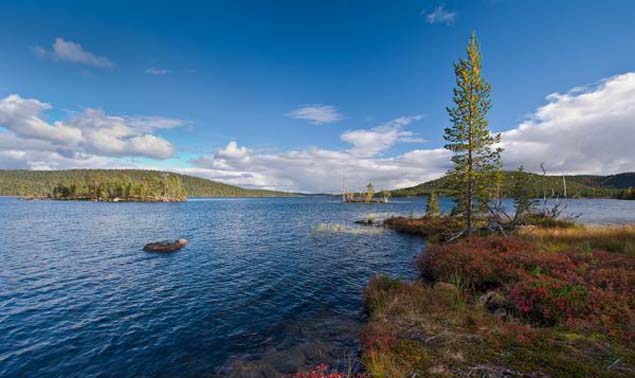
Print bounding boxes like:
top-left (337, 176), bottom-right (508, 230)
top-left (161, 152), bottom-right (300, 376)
top-left (1, 197), bottom-right (635, 377)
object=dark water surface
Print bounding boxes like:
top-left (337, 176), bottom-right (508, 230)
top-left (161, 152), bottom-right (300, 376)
top-left (1, 197), bottom-right (634, 377)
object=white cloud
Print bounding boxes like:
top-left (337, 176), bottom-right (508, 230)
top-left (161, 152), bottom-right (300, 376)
top-left (340, 115), bottom-right (424, 157)
top-left (0, 94), bottom-right (185, 169)
top-left (33, 38), bottom-right (115, 70)
top-left (145, 67), bottom-right (172, 75)
top-left (4, 71), bottom-right (634, 193)
top-left (422, 5), bottom-right (457, 25)
top-left (0, 95), bottom-right (83, 144)
top-left (187, 116), bottom-right (439, 192)
top-left (286, 104), bottom-right (343, 125)
top-left (187, 142), bottom-right (449, 193)
top-left (186, 72), bottom-right (635, 192)
top-left (501, 72), bottom-right (635, 175)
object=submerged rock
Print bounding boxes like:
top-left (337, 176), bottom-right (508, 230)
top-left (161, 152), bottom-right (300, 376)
top-left (143, 239), bottom-right (188, 252)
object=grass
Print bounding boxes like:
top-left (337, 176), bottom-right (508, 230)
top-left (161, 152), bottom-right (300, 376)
top-left (361, 225), bottom-right (635, 377)
top-left (291, 364), bottom-right (367, 378)
top-left (520, 224), bottom-right (635, 255)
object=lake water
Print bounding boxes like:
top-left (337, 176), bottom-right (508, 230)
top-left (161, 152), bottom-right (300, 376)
top-left (1, 197), bottom-right (635, 377)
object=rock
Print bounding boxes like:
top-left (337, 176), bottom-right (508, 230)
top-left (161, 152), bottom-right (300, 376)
top-left (143, 239), bottom-right (188, 252)
top-left (479, 291), bottom-right (508, 312)
top-left (493, 308), bottom-right (507, 319)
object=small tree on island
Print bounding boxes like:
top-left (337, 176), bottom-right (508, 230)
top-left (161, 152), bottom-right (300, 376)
top-left (444, 32), bottom-right (502, 236)
top-left (364, 182), bottom-right (375, 203)
top-left (426, 191), bottom-right (440, 218)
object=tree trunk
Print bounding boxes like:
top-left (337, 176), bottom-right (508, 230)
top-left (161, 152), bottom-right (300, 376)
top-left (467, 160), bottom-right (473, 236)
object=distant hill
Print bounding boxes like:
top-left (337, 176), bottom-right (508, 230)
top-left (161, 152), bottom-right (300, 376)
top-left (571, 173), bottom-right (635, 189)
top-left (391, 171), bottom-right (635, 198)
top-left (0, 169), bottom-right (296, 198)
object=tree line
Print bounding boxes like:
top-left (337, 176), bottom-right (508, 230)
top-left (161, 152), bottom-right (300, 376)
top-left (49, 173), bottom-right (185, 201)
top-left (0, 169), bottom-right (296, 199)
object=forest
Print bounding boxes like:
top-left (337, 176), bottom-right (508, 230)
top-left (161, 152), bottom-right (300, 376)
top-left (391, 170), bottom-right (635, 200)
top-left (0, 169), bottom-right (296, 200)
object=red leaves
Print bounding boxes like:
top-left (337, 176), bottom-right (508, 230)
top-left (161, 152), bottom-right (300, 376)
top-left (416, 236), bottom-right (635, 339)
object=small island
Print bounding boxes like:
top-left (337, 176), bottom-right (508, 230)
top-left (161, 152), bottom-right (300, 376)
top-left (19, 172), bottom-right (187, 202)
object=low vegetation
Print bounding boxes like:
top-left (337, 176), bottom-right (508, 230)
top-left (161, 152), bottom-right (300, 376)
top-left (362, 226), bottom-right (635, 377)
top-left (291, 364), bottom-right (367, 378)
top-left (382, 216), bottom-right (464, 243)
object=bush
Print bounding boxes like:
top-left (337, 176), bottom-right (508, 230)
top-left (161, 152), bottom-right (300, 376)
top-left (415, 235), bottom-right (635, 338)
top-left (382, 216), bottom-right (463, 242)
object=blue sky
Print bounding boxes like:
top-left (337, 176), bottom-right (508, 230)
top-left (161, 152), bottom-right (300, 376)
top-left (1, 1), bottom-right (635, 192)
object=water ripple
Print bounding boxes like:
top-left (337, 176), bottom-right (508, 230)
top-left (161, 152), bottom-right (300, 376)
top-left (2, 197), bottom-right (633, 377)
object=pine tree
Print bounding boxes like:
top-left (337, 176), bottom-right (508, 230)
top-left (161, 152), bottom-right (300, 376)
top-left (426, 191), bottom-right (440, 218)
top-left (444, 32), bottom-right (502, 236)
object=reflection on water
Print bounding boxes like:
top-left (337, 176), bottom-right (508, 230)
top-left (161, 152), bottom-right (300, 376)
top-left (1, 196), bottom-right (634, 377)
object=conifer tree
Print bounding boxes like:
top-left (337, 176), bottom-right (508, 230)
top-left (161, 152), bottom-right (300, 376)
top-left (426, 191), bottom-right (440, 218)
top-left (444, 32), bottom-right (502, 235)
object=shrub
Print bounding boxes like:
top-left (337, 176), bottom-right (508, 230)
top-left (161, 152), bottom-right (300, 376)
top-left (382, 216), bottom-right (463, 241)
top-left (415, 235), bottom-right (635, 338)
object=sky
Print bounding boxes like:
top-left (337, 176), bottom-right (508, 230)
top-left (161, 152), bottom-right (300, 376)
top-left (1, 0), bottom-right (634, 193)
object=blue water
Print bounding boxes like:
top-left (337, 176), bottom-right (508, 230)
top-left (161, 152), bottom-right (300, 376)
top-left (1, 196), bottom-right (634, 378)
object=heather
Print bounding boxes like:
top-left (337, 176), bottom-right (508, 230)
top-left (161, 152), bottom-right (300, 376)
top-left (362, 226), bottom-right (635, 377)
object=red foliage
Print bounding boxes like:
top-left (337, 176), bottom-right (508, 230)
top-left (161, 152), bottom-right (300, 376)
top-left (361, 321), bottom-right (397, 352)
top-left (416, 236), bottom-right (635, 338)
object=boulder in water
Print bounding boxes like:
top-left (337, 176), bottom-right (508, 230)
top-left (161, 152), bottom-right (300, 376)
top-left (143, 239), bottom-right (188, 252)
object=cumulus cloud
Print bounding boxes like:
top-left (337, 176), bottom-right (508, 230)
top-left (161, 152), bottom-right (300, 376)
top-left (501, 72), bottom-right (635, 175)
top-left (341, 115), bottom-right (424, 157)
top-left (186, 72), bottom-right (635, 192)
top-left (0, 94), bottom-right (184, 169)
top-left (5, 70), bottom-right (634, 193)
top-left (145, 67), bottom-right (172, 75)
top-left (422, 5), bottom-right (457, 25)
top-left (33, 38), bottom-right (115, 70)
top-left (286, 104), bottom-right (343, 125)
top-left (187, 142), bottom-right (449, 193)
top-left (187, 116), bottom-right (439, 192)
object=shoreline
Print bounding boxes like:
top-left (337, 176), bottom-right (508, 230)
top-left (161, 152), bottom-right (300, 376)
top-left (352, 220), bottom-right (635, 377)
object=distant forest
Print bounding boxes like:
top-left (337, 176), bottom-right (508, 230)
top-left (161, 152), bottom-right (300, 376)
top-left (391, 171), bottom-right (635, 200)
top-left (0, 170), bottom-right (296, 200)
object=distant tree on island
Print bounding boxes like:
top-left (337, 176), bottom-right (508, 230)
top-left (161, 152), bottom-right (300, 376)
top-left (444, 32), bottom-right (502, 235)
top-left (49, 173), bottom-right (186, 201)
top-left (364, 183), bottom-right (375, 203)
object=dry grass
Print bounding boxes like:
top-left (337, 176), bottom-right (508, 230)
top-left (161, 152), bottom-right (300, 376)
top-left (520, 224), bottom-right (635, 255)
